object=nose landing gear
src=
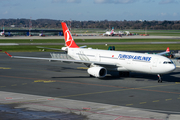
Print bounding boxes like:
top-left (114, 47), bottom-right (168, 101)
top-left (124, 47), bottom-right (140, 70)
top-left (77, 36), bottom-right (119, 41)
top-left (157, 74), bottom-right (162, 83)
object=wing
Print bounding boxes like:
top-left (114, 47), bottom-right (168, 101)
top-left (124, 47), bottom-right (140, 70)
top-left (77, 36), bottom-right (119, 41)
top-left (36, 46), bottom-right (63, 51)
top-left (36, 45), bottom-right (87, 50)
top-left (5, 52), bottom-right (117, 68)
top-left (157, 47), bottom-right (170, 55)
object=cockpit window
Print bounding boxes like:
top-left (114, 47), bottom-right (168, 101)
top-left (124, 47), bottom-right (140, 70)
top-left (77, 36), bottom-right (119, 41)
top-left (163, 61), bottom-right (173, 64)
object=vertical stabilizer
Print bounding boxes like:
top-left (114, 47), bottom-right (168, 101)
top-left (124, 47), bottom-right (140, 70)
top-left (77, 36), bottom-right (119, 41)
top-left (61, 22), bottom-right (79, 48)
top-left (110, 27), bottom-right (114, 34)
top-left (166, 47), bottom-right (170, 53)
top-left (1, 27), bottom-right (5, 35)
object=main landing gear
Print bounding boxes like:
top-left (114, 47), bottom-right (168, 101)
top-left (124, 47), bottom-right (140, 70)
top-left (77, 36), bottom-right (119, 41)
top-left (157, 74), bottom-right (162, 83)
top-left (119, 72), bottom-right (130, 77)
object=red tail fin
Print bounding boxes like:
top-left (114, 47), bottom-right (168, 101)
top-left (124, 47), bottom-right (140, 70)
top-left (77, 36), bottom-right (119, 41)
top-left (61, 22), bottom-right (79, 48)
top-left (166, 47), bottom-right (170, 52)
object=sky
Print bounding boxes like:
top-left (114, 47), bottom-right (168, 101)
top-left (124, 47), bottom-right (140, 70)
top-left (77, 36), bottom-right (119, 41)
top-left (0, 0), bottom-right (180, 21)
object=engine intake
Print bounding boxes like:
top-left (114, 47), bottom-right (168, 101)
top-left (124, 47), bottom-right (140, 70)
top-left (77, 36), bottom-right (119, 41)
top-left (87, 67), bottom-right (107, 78)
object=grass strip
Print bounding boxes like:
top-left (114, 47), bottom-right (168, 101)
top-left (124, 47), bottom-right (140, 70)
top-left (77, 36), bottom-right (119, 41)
top-left (1, 44), bottom-right (180, 52)
top-left (0, 39), bottom-right (180, 43)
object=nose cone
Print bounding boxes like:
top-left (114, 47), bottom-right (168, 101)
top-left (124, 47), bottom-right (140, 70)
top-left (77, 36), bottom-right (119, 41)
top-left (166, 64), bottom-right (176, 74)
top-left (171, 64), bottom-right (176, 71)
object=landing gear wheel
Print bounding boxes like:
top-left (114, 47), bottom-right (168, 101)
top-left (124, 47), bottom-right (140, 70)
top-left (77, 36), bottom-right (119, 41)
top-left (90, 75), bottom-right (93, 77)
top-left (158, 80), bottom-right (162, 83)
top-left (119, 72), bottom-right (130, 77)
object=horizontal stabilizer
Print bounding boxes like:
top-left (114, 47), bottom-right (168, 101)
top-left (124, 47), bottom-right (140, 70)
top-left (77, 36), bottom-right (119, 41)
top-left (36, 46), bottom-right (65, 51)
top-left (157, 47), bottom-right (170, 55)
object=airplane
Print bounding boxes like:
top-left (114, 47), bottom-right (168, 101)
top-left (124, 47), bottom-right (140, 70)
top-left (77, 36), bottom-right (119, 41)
top-left (0, 27), bottom-right (12, 37)
top-left (103, 27), bottom-right (115, 36)
top-left (39, 33), bottom-right (45, 37)
top-left (5, 22), bottom-right (176, 83)
top-left (39, 31), bottom-right (45, 37)
top-left (0, 27), bottom-right (5, 36)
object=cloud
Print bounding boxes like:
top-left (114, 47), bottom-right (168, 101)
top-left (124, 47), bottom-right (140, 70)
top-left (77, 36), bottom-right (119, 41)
top-left (159, 0), bottom-right (178, 4)
top-left (3, 11), bottom-right (8, 15)
top-left (94, 0), bottom-right (138, 4)
top-left (94, 0), bottom-right (111, 3)
top-left (114, 0), bottom-right (138, 4)
top-left (173, 12), bottom-right (178, 16)
top-left (143, 0), bottom-right (155, 3)
top-left (160, 12), bottom-right (167, 16)
top-left (52, 0), bottom-right (81, 3)
top-left (94, 0), bottom-right (179, 4)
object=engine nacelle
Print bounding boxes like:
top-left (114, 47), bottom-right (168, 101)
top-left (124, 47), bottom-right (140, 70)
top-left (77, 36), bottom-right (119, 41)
top-left (87, 67), bottom-right (107, 78)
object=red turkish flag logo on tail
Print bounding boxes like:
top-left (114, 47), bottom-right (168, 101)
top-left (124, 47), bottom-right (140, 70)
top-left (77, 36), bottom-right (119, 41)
top-left (61, 22), bottom-right (79, 48)
top-left (64, 30), bottom-right (73, 47)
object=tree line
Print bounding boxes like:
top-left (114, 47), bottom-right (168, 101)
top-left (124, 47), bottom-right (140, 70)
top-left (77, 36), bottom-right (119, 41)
top-left (0, 19), bottom-right (180, 30)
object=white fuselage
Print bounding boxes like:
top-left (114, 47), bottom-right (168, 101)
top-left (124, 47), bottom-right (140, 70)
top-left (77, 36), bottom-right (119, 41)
top-left (0, 32), bottom-right (4, 36)
top-left (67, 48), bottom-right (176, 75)
top-left (103, 31), bottom-right (114, 36)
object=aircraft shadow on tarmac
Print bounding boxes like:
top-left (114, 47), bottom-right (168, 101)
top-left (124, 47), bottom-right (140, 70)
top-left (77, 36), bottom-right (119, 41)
top-left (51, 76), bottom-right (91, 79)
top-left (47, 67), bottom-right (87, 72)
top-left (122, 72), bottom-right (180, 82)
top-left (51, 72), bottom-right (180, 82)
top-left (48, 66), bottom-right (180, 82)
top-left (163, 72), bottom-right (180, 82)
top-left (101, 74), bottom-right (158, 81)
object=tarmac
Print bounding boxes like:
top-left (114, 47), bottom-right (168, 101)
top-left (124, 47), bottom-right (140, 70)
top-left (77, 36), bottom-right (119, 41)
top-left (1, 52), bottom-right (180, 120)
top-left (1, 91), bottom-right (180, 120)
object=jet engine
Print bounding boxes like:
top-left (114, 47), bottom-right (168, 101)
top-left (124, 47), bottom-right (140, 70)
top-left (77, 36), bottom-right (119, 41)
top-left (87, 67), bottom-right (107, 78)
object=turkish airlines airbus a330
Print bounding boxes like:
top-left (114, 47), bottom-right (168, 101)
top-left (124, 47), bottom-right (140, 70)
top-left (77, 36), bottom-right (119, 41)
top-left (5, 22), bottom-right (176, 82)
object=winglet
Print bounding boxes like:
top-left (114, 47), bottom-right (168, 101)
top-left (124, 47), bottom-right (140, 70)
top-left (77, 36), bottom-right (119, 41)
top-left (166, 47), bottom-right (170, 53)
top-left (61, 22), bottom-right (79, 48)
top-left (5, 51), bottom-right (12, 57)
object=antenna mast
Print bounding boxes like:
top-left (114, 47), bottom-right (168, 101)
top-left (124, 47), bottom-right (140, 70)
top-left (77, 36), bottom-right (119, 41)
top-left (29, 17), bottom-right (32, 36)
